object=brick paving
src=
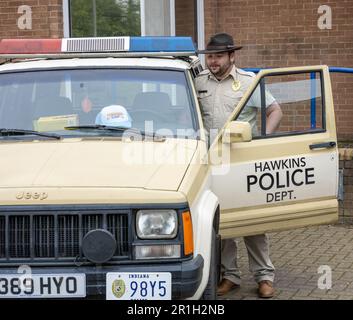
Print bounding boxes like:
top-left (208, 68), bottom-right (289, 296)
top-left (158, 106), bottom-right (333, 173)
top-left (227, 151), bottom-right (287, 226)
top-left (218, 222), bottom-right (353, 300)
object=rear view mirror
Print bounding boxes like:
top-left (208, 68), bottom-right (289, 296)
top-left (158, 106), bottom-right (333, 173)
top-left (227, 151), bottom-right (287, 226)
top-left (222, 121), bottom-right (252, 144)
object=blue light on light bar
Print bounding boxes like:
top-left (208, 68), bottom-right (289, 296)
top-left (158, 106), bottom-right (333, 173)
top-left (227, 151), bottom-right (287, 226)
top-left (130, 37), bottom-right (195, 53)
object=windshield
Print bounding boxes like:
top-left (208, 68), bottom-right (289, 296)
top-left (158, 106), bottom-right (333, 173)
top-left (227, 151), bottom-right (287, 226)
top-left (0, 68), bottom-right (197, 138)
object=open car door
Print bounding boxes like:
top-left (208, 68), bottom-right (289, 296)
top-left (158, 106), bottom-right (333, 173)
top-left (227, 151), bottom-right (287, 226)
top-left (210, 66), bottom-right (338, 238)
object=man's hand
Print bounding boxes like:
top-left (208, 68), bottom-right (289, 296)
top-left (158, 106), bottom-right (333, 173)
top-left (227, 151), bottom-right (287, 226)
top-left (266, 101), bottom-right (282, 134)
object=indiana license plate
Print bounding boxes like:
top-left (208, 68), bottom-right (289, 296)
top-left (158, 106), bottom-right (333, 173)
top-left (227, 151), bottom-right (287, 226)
top-left (106, 272), bottom-right (171, 300)
top-left (0, 274), bottom-right (86, 298)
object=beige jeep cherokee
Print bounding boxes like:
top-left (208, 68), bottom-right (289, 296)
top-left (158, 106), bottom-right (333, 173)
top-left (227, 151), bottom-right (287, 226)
top-left (0, 37), bottom-right (338, 300)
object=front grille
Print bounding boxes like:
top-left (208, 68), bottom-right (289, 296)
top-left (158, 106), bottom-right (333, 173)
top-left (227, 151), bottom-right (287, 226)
top-left (9, 216), bottom-right (30, 258)
top-left (58, 215), bottom-right (79, 258)
top-left (0, 210), bottom-right (130, 263)
top-left (0, 216), bottom-right (5, 258)
top-left (35, 215), bottom-right (54, 258)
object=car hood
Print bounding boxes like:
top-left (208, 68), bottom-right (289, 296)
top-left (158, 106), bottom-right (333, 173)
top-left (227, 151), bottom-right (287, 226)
top-left (0, 138), bottom-right (198, 191)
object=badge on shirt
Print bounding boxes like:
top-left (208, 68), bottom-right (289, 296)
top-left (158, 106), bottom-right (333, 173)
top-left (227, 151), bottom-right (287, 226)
top-left (232, 80), bottom-right (241, 91)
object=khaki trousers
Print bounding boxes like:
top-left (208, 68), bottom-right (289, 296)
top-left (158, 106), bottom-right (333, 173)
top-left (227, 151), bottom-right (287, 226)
top-left (221, 234), bottom-right (275, 285)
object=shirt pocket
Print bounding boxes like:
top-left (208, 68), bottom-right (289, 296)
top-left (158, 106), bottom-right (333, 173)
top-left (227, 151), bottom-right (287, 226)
top-left (222, 90), bottom-right (244, 113)
top-left (197, 91), bottom-right (213, 116)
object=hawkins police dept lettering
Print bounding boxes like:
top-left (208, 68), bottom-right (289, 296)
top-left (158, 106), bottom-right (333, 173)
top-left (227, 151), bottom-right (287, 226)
top-left (247, 157), bottom-right (315, 203)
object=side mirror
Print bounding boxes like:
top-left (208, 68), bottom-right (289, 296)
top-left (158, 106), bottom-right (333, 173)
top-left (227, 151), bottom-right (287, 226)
top-left (222, 121), bottom-right (252, 144)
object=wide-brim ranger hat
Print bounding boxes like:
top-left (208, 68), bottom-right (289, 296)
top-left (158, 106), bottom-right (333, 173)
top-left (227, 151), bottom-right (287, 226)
top-left (197, 32), bottom-right (242, 54)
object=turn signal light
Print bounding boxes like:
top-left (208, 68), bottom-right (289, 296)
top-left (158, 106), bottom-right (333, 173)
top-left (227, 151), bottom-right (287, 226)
top-left (182, 211), bottom-right (193, 256)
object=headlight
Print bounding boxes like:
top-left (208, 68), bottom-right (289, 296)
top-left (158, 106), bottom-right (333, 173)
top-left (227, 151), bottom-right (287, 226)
top-left (136, 209), bottom-right (178, 239)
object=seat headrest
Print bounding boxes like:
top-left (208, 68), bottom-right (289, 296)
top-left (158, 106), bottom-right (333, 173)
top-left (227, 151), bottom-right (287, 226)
top-left (34, 96), bottom-right (73, 118)
top-left (132, 92), bottom-right (171, 110)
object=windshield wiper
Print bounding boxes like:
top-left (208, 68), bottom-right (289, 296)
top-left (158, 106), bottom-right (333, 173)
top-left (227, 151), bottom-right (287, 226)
top-left (0, 128), bottom-right (61, 139)
top-left (65, 125), bottom-right (165, 141)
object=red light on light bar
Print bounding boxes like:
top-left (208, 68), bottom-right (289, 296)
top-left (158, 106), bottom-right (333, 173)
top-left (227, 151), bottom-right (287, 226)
top-left (0, 39), bottom-right (62, 54)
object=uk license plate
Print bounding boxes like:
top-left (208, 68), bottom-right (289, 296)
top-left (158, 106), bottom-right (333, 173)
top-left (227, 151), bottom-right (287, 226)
top-left (106, 272), bottom-right (171, 300)
top-left (0, 274), bottom-right (86, 298)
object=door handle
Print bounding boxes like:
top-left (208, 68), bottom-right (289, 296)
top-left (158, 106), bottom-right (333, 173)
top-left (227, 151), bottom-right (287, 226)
top-left (309, 141), bottom-right (336, 150)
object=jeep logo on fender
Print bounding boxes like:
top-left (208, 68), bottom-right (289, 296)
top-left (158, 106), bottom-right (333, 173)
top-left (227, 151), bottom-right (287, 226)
top-left (16, 192), bottom-right (48, 200)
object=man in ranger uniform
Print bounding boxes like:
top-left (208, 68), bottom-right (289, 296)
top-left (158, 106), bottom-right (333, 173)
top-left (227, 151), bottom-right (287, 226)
top-left (195, 33), bottom-right (282, 298)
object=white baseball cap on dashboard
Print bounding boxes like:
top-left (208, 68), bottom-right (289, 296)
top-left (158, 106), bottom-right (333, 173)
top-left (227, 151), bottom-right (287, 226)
top-left (95, 105), bottom-right (132, 128)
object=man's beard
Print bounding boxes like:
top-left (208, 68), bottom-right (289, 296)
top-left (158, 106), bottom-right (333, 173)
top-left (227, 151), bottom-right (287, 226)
top-left (209, 62), bottom-right (232, 79)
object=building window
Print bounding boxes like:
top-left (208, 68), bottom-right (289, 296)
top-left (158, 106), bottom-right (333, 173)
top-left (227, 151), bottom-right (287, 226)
top-left (69, 0), bottom-right (141, 37)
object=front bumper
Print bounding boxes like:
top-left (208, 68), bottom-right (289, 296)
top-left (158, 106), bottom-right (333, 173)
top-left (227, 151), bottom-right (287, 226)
top-left (0, 255), bottom-right (204, 300)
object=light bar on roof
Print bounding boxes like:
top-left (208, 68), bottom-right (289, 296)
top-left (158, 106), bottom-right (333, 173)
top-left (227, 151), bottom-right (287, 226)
top-left (62, 37), bottom-right (130, 52)
top-left (0, 36), bottom-right (196, 57)
top-left (130, 37), bottom-right (195, 52)
top-left (0, 39), bottom-right (62, 54)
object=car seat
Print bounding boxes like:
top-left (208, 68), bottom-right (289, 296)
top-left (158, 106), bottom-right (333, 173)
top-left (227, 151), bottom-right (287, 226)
top-left (33, 96), bottom-right (73, 119)
top-left (131, 92), bottom-right (172, 123)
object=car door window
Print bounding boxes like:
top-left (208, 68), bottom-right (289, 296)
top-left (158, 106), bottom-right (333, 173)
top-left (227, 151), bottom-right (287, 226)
top-left (235, 71), bottom-right (324, 138)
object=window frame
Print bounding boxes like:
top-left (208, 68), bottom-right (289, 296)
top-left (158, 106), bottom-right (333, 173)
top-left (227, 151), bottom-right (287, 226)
top-left (63, 0), bottom-right (70, 38)
top-left (233, 69), bottom-right (327, 140)
top-left (64, 0), bottom-right (177, 38)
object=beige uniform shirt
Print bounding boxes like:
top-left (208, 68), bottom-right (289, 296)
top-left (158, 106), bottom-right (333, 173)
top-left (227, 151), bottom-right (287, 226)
top-left (195, 65), bottom-right (275, 134)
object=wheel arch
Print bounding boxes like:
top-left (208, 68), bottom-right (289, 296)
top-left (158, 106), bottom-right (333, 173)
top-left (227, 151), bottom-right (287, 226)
top-left (187, 189), bottom-right (219, 299)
